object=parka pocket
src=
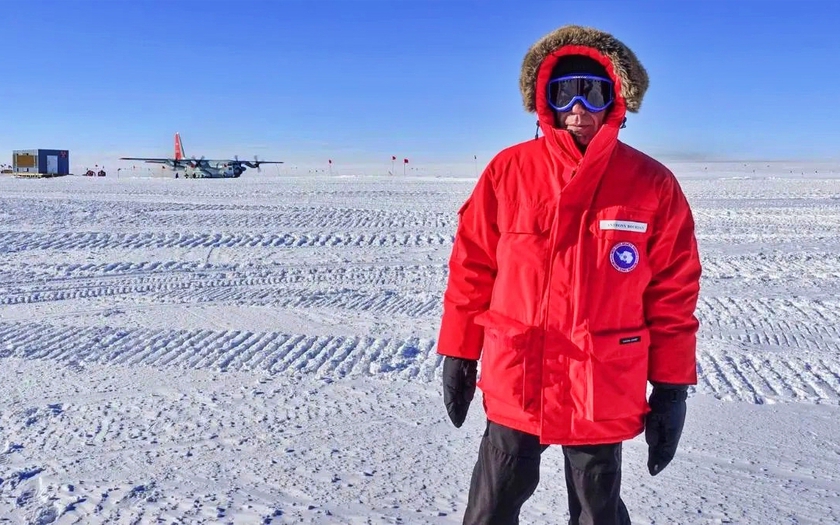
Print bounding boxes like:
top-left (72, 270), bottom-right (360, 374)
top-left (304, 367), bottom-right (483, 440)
top-left (494, 204), bottom-right (552, 322)
top-left (588, 327), bottom-right (650, 421)
top-left (474, 311), bottom-right (539, 412)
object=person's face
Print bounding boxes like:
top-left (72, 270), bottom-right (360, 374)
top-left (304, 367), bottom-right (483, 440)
top-left (557, 101), bottom-right (607, 146)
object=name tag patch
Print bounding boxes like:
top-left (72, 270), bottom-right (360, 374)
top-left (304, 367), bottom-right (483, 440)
top-left (619, 336), bottom-right (642, 345)
top-left (600, 220), bottom-right (648, 233)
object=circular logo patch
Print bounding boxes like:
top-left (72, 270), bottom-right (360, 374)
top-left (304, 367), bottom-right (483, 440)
top-left (610, 242), bottom-right (639, 273)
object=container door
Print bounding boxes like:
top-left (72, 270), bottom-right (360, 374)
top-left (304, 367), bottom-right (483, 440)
top-left (47, 155), bottom-right (58, 174)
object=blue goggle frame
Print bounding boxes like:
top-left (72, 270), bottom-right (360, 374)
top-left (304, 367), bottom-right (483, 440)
top-left (547, 74), bottom-right (614, 113)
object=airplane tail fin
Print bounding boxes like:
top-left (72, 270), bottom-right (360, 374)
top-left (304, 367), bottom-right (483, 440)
top-left (174, 133), bottom-right (185, 160)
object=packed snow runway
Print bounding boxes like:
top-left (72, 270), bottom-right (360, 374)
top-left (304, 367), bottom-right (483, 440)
top-left (1, 164), bottom-right (840, 524)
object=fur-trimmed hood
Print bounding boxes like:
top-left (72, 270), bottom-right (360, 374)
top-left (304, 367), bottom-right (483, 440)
top-left (520, 25), bottom-right (649, 115)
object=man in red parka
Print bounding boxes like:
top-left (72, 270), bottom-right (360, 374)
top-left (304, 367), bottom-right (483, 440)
top-left (438, 25), bottom-right (701, 525)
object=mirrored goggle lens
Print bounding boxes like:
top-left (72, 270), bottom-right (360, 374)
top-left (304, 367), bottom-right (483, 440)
top-left (548, 76), bottom-right (613, 111)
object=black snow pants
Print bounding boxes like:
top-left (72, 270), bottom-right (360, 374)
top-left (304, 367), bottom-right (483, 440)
top-left (462, 421), bottom-right (631, 525)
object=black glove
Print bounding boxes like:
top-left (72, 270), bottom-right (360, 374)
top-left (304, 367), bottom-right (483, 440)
top-left (645, 383), bottom-right (688, 476)
top-left (442, 356), bottom-right (477, 428)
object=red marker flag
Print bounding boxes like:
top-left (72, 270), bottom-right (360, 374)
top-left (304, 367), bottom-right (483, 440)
top-left (403, 158), bottom-right (409, 164)
top-left (328, 159), bottom-right (332, 164)
top-left (391, 155), bottom-right (396, 161)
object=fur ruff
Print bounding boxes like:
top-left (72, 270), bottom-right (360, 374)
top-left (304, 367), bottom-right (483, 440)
top-left (520, 25), bottom-right (649, 113)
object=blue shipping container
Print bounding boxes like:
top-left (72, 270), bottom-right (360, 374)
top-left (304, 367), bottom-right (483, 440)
top-left (38, 150), bottom-right (70, 175)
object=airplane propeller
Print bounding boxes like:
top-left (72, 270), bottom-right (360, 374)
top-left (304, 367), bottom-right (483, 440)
top-left (239, 155), bottom-right (265, 172)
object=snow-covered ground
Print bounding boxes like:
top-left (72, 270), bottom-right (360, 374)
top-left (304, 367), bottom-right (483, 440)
top-left (1, 162), bottom-right (839, 524)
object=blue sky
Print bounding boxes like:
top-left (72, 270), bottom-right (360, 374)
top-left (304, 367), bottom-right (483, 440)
top-left (1, 0), bottom-right (838, 173)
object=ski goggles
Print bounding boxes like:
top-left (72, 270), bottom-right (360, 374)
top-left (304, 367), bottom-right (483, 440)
top-left (547, 75), bottom-right (614, 113)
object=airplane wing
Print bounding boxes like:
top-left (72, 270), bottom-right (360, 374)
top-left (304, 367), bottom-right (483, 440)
top-left (200, 159), bottom-right (284, 164)
top-left (120, 157), bottom-right (179, 164)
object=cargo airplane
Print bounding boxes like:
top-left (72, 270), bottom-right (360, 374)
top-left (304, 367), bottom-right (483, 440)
top-left (120, 133), bottom-right (283, 178)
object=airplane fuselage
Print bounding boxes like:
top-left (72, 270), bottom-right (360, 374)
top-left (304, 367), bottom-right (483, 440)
top-left (179, 160), bottom-right (244, 178)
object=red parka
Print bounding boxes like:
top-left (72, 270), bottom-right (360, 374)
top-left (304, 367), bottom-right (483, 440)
top-left (437, 26), bottom-right (701, 445)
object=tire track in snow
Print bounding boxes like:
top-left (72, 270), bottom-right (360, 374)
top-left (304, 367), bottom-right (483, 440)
top-left (0, 230), bottom-right (454, 254)
top-left (13, 287), bottom-right (443, 319)
top-left (695, 349), bottom-right (840, 404)
top-left (0, 264), bottom-right (448, 319)
top-left (697, 296), bottom-right (840, 353)
top-left (0, 322), bottom-right (440, 383)
top-left (0, 261), bottom-right (447, 288)
top-left (695, 292), bottom-right (840, 403)
top-left (701, 252), bottom-right (840, 282)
